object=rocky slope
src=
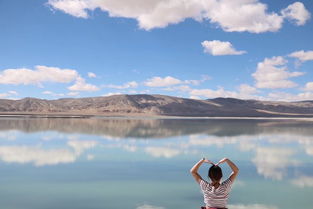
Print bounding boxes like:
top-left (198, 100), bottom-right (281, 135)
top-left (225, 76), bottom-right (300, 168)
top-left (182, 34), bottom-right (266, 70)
top-left (0, 94), bottom-right (313, 117)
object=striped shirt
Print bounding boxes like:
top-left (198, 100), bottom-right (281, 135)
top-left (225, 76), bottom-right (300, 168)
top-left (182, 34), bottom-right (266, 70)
top-left (199, 178), bottom-right (233, 208)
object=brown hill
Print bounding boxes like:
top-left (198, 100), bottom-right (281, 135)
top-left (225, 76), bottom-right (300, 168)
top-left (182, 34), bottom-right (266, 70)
top-left (0, 94), bottom-right (313, 117)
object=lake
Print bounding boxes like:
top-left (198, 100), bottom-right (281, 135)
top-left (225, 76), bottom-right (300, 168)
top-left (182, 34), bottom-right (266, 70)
top-left (0, 117), bottom-right (312, 209)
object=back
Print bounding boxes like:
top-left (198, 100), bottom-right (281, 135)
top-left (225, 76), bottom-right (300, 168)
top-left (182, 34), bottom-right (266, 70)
top-left (199, 178), bottom-right (233, 208)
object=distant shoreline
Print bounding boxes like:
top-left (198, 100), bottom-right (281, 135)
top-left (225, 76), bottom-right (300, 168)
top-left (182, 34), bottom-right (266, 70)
top-left (1, 113), bottom-right (313, 120)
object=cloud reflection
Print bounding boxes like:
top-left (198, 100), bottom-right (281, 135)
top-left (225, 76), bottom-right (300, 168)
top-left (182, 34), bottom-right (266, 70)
top-left (67, 140), bottom-right (98, 154)
top-left (0, 140), bottom-right (98, 166)
top-left (252, 147), bottom-right (298, 180)
top-left (290, 176), bottom-right (313, 188)
top-left (136, 204), bottom-right (165, 209)
top-left (305, 147), bottom-right (313, 155)
top-left (145, 146), bottom-right (181, 158)
top-left (0, 118), bottom-right (313, 181)
top-left (228, 204), bottom-right (278, 209)
top-left (0, 131), bottom-right (17, 141)
top-left (188, 135), bottom-right (237, 147)
top-left (0, 146), bottom-right (76, 166)
top-left (185, 134), bottom-right (311, 180)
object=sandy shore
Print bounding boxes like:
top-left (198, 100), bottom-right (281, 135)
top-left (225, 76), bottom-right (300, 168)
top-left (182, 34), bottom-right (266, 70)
top-left (1, 112), bottom-right (313, 120)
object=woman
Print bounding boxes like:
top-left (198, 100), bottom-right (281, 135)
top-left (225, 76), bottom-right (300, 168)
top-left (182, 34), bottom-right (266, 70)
top-left (190, 158), bottom-right (239, 209)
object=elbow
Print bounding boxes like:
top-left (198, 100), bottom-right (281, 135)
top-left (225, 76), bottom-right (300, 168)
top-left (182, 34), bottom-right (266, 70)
top-left (235, 168), bottom-right (239, 174)
top-left (232, 168), bottom-right (239, 175)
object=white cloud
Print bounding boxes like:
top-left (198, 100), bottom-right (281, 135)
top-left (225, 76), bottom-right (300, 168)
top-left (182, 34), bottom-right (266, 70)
top-left (48, 0), bottom-right (204, 30)
top-left (189, 87), bottom-right (238, 99)
top-left (0, 93), bottom-right (9, 98)
top-left (238, 84), bottom-right (258, 95)
top-left (0, 65), bottom-right (78, 86)
top-left (164, 82), bottom-right (263, 100)
top-left (268, 91), bottom-right (313, 101)
top-left (252, 56), bottom-right (304, 89)
top-left (187, 85), bottom-right (264, 100)
top-left (48, 0), bottom-right (91, 18)
top-left (289, 50), bottom-right (313, 63)
top-left (189, 95), bottom-right (201, 100)
top-left (102, 92), bottom-right (123, 97)
top-left (228, 204), bottom-right (278, 209)
top-left (281, 2), bottom-right (311, 26)
top-left (304, 82), bottom-right (313, 92)
top-left (0, 65), bottom-right (100, 93)
top-left (290, 175), bottom-right (313, 188)
top-left (48, 0), bottom-right (310, 33)
top-left (8, 91), bottom-right (18, 95)
top-left (162, 75), bottom-right (210, 89)
top-left (42, 91), bottom-right (53, 95)
top-left (105, 81), bottom-right (138, 89)
top-left (163, 85), bottom-right (192, 92)
top-left (42, 91), bottom-right (65, 97)
top-left (68, 77), bottom-right (99, 92)
top-left (201, 40), bottom-right (246, 56)
top-left (294, 92), bottom-right (313, 101)
top-left (136, 204), bottom-right (165, 209)
top-left (0, 91), bottom-right (20, 99)
top-left (145, 146), bottom-right (180, 158)
top-left (67, 91), bottom-right (80, 96)
top-left (88, 72), bottom-right (97, 78)
top-left (144, 76), bottom-right (182, 87)
top-left (204, 0), bottom-right (284, 33)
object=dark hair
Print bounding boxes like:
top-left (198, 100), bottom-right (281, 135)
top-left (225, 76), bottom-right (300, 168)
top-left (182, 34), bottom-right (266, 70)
top-left (208, 165), bottom-right (223, 181)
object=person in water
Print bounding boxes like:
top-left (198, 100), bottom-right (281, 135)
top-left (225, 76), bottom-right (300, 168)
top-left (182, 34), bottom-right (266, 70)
top-left (190, 158), bottom-right (239, 209)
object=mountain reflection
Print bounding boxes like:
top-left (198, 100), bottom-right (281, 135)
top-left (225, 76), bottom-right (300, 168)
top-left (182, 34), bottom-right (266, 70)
top-left (0, 117), bottom-right (312, 183)
top-left (1, 117), bottom-right (313, 138)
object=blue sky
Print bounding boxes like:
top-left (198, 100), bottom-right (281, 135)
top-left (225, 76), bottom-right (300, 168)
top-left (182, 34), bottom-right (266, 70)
top-left (0, 0), bottom-right (313, 101)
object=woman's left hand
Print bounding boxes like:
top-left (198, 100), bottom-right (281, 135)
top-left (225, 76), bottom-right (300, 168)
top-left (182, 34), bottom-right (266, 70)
top-left (203, 159), bottom-right (214, 165)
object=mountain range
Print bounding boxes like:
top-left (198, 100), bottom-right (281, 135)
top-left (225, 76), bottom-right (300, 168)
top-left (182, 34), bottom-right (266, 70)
top-left (0, 94), bottom-right (313, 117)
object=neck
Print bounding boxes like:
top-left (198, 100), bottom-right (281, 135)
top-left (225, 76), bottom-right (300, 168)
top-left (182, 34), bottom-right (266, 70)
top-left (211, 180), bottom-right (220, 184)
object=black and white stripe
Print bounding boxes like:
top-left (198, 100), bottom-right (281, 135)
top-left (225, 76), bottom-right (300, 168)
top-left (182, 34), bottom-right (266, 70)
top-left (200, 178), bottom-right (233, 208)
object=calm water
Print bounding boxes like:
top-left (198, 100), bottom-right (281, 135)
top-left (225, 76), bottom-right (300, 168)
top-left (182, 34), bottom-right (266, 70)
top-left (0, 117), bottom-right (312, 209)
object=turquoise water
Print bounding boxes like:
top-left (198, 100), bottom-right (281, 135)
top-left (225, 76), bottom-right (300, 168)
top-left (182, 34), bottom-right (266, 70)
top-left (0, 118), bottom-right (312, 209)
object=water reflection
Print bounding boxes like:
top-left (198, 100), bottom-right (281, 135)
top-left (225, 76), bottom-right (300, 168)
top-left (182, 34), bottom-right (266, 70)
top-left (290, 176), bottom-right (313, 188)
top-left (0, 118), bottom-right (312, 179)
top-left (0, 118), bottom-right (312, 209)
top-left (1, 117), bottom-right (313, 138)
top-left (0, 140), bottom-right (97, 166)
top-left (252, 147), bottom-right (298, 180)
top-left (137, 204), bottom-right (165, 209)
top-left (228, 204), bottom-right (278, 209)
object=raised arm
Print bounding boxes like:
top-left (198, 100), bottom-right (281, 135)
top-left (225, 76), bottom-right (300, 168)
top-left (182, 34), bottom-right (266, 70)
top-left (190, 158), bottom-right (212, 184)
top-left (217, 158), bottom-right (239, 182)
